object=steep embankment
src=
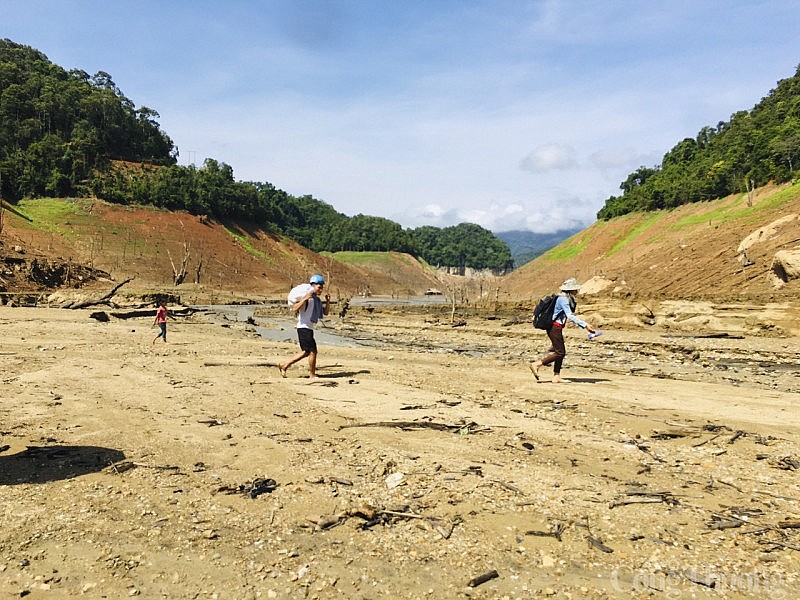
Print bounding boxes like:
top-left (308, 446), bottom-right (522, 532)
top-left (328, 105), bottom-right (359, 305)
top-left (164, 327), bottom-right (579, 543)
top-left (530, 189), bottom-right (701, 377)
top-left (2, 185), bottom-right (799, 308)
top-left (0, 198), bottom-right (441, 302)
top-left (504, 182), bottom-right (800, 304)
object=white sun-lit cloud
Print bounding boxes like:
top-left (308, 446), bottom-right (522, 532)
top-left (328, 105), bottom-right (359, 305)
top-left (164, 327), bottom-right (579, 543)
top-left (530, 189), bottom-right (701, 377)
top-left (519, 144), bottom-right (579, 173)
top-left (4, 0), bottom-right (799, 233)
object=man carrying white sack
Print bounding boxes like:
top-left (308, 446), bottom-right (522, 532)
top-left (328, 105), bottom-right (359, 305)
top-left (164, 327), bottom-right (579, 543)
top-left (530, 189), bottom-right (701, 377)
top-left (279, 274), bottom-right (330, 379)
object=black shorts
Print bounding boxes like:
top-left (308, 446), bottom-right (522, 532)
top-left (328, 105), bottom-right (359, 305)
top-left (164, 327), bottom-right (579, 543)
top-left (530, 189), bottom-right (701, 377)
top-left (297, 328), bottom-right (317, 353)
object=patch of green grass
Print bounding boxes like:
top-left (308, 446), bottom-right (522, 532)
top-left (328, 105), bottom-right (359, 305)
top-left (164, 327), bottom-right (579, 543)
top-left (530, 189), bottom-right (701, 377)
top-left (754, 183), bottom-right (800, 211)
top-left (672, 195), bottom-right (749, 229)
top-left (329, 251), bottom-right (392, 265)
top-left (14, 198), bottom-right (90, 238)
top-left (670, 185), bottom-right (799, 230)
top-left (606, 213), bottom-right (662, 256)
top-left (16, 198), bottom-right (86, 220)
top-left (224, 226), bottom-right (273, 263)
top-left (543, 234), bottom-right (589, 260)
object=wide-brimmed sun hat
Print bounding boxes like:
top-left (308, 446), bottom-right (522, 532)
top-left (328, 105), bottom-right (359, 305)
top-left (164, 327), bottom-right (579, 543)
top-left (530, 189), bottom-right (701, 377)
top-left (560, 277), bottom-right (581, 292)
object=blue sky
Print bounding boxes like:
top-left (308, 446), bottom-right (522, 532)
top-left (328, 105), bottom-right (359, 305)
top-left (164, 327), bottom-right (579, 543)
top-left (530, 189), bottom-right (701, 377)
top-left (4, 1), bottom-right (799, 233)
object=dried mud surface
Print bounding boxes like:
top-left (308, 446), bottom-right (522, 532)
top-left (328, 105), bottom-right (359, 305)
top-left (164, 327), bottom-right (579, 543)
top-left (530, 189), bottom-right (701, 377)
top-left (2, 303), bottom-right (800, 599)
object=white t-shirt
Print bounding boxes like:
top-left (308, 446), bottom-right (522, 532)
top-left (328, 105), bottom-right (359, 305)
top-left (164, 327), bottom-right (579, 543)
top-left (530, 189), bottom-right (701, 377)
top-left (287, 283), bottom-right (318, 329)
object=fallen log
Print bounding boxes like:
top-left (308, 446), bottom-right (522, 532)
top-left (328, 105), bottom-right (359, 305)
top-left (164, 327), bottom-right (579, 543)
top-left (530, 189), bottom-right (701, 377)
top-left (610, 496), bottom-right (666, 508)
top-left (203, 361), bottom-right (275, 367)
top-left (111, 307), bottom-right (196, 319)
top-left (759, 538), bottom-right (800, 552)
top-left (707, 516), bottom-right (745, 530)
top-left (677, 569), bottom-right (716, 588)
top-left (777, 519), bottom-right (800, 529)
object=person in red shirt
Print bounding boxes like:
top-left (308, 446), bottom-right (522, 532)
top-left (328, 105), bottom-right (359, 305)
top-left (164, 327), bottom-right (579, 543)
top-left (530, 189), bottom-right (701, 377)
top-left (152, 301), bottom-right (175, 344)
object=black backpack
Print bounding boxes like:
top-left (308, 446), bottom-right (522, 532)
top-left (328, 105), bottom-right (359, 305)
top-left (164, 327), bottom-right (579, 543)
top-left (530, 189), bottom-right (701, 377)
top-left (532, 294), bottom-right (558, 330)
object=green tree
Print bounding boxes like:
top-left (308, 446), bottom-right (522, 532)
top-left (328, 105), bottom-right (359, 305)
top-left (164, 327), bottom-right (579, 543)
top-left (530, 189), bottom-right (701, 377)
top-left (409, 223), bottom-right (512, 272)
top-left (598, 63), bottom-right (800, 220)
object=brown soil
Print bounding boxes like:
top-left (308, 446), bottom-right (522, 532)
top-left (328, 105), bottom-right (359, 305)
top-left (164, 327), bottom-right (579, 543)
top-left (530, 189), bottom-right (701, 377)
top-left (1, 303), bottom-right (799, 598)
top-left (0, 199), bottom-right (442, 303)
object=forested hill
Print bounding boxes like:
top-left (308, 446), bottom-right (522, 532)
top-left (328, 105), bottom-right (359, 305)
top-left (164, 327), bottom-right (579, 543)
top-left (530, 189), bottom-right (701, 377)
top-left (0, 40), bottom-right (176, 200)
top-left (0, 39), bottom-right (512, 272)
top-left (598, 64), bottom-right (800, 219)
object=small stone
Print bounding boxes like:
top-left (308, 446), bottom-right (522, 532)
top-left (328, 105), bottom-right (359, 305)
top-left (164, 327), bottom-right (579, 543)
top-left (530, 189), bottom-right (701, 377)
top-left (385, 472), bottom-right (405, 489)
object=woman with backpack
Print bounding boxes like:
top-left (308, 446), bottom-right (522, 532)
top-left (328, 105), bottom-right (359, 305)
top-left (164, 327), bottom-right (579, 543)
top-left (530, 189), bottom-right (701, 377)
top-left (530, 278), bottom-right (596, 383)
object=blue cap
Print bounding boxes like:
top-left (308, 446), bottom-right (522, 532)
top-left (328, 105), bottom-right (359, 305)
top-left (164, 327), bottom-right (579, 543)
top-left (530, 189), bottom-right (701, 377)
top-left (309, 274), bottom-right (325, 284)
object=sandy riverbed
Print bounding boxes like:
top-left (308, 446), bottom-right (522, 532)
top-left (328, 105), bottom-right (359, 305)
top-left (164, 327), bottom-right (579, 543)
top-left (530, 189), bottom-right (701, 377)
top-left (1, 304), bottom-right (799, 598)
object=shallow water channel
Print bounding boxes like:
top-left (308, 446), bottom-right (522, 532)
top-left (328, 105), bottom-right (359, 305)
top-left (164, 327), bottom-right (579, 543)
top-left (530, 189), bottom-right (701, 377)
top-left (196, 295), bottom-right (448, 349)
top-left (195, 304), bottom-right (360, 348)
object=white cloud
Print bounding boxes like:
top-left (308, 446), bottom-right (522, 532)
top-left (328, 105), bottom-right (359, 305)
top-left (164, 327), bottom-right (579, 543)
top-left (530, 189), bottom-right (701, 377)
top-left (519, 143), bottom-right (578, 173)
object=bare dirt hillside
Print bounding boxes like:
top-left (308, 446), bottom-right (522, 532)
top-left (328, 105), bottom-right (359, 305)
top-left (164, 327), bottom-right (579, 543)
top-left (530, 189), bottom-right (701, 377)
top-left (0, 199), bottom-right (441, 303)
top-left (2, 183), bottom-right (799, 313)
top-left (503, 183), bottom-right (800, 304)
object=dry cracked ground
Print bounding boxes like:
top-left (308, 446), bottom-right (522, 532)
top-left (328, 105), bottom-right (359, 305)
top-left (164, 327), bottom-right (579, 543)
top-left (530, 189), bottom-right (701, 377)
top-left (2, 302), bottom-right (800, 599)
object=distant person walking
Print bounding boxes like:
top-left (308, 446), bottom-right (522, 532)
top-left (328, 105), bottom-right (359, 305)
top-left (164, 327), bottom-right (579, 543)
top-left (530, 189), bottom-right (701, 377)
top-left (152, 300), bottom-right (175, 344)
top-left (279, 274), bottom-right (330, 378)
top-left (530, 278), bottom-right (595, 383)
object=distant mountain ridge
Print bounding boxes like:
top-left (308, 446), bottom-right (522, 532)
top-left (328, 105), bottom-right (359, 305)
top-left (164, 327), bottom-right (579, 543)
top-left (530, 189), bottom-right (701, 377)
top-left (495, 229), bottom-right (581, 268)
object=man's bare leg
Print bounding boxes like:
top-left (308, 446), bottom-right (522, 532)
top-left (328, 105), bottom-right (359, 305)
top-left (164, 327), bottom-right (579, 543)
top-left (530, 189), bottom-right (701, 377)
top-left (279, 350), bottom-right (309, 377)
top-left (308, 351), bottom-right (318, 378)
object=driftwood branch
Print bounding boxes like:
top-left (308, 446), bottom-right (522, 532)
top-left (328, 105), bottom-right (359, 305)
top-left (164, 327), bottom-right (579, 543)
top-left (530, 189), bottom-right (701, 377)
top-left (587, 535), bottom-right (614, 553)
top-left (168, 243), bottom-right (190, 286)
top-left (707, 513), bottom-right (746, 530)
top-left (525, 522), bottom-right (566, 541)
top-left (61, 277), bottom-right (133, 309)
top-left (203, 361), bottom-right (275, 367)
top-left (467, 570), bottom-right (499, 588)
top-left (759, 538), bottom-right (800, 552)
top-left (777, 519), bottom-right (800, 529)
top-left (338, 420), bottom-right (487, 434)
top-left (670, 569), bottom-right (716, 588)
top-left (305, 504), bottom-right (460, 540)
top-left (610, 489), bottom-right (678, 508)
